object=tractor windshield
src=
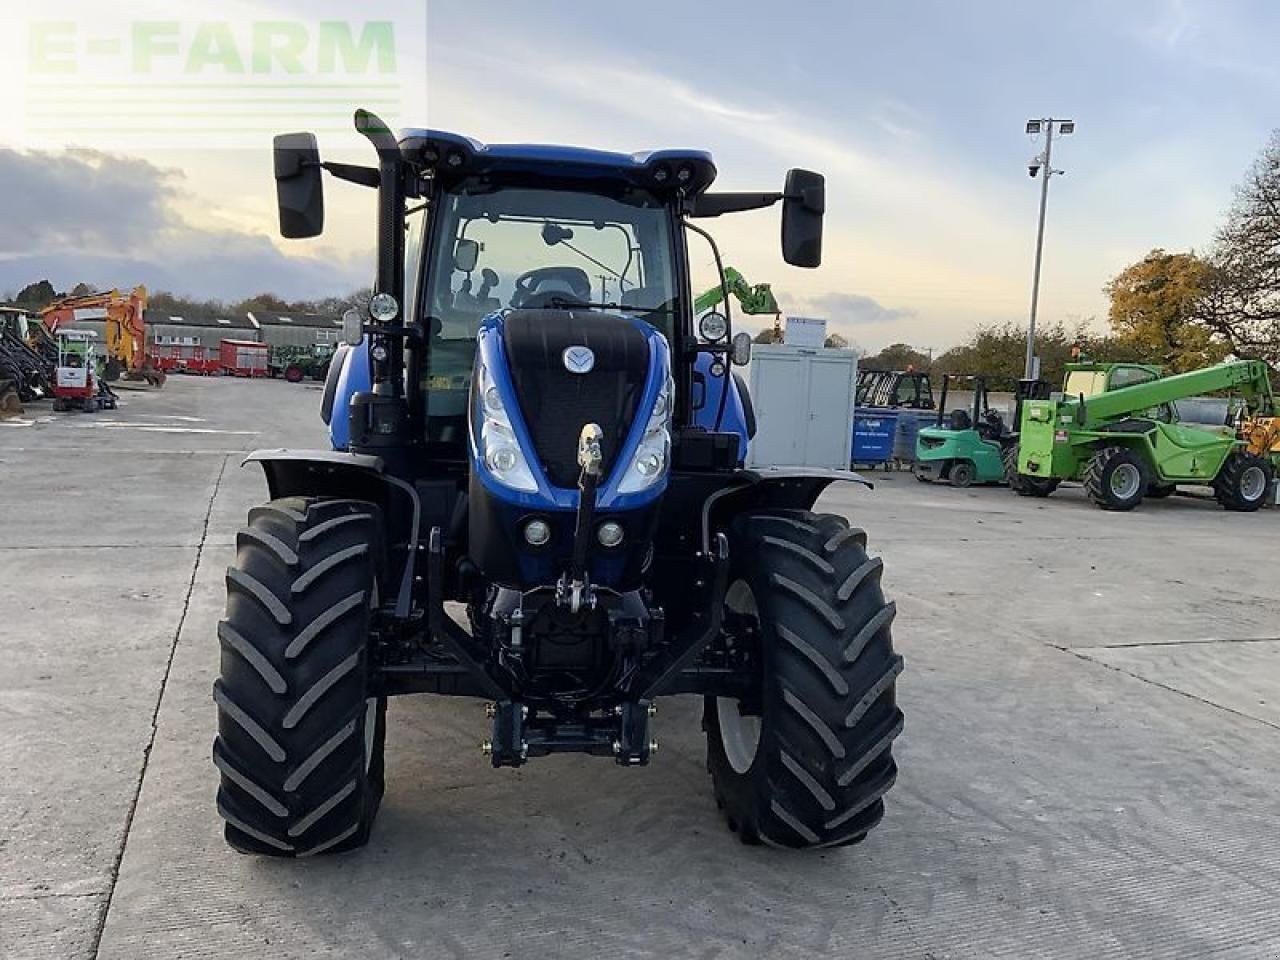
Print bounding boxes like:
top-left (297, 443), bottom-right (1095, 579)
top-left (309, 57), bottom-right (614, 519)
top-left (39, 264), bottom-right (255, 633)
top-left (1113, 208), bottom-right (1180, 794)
top-left (417, 181), bottom-right (678, 434)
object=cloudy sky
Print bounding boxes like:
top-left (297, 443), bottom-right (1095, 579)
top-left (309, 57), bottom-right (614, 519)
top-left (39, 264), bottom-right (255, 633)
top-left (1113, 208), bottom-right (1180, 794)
top-left (1, 0), bottom-right (1277, 352)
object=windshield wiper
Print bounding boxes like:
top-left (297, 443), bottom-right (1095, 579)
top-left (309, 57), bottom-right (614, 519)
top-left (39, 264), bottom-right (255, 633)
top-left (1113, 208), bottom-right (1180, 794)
top-left (547, 297), bottom-right (669, 314)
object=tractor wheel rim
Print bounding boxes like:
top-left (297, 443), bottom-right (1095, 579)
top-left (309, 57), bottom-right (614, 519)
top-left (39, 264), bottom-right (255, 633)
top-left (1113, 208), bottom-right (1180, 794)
top-left (364, 580), bottom-right (379, 774)
top-left (717, 580), bottom-right (762, 775)
top-left (363, 699), bottom-right (377, 773)
top-left (1241, 465), bottom-right (1267, 501)
top-left (1110, 463), bottom-right (1141, 500)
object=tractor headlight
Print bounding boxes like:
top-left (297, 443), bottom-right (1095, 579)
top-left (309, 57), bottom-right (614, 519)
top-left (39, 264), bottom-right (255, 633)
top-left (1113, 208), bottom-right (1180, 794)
top-left (698, 311), bottom-right (728, 342)
top-left (473, 358), bottom-right (537, 493)
top-left (617, 376), bottom-right (673, 494)
top-left (368, 293), bottom-right (399, 322)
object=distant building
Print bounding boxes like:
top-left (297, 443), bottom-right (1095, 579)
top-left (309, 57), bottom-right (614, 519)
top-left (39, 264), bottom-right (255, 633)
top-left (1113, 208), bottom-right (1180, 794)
top-left (145, 310), bottom-right (257, 351)
top-left (249, 311), bottom-right (343, 350)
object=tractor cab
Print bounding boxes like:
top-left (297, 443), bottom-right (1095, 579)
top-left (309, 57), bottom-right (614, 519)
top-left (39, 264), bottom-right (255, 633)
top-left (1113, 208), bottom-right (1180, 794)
top-left (1059, 362), bottom-right (1175, 423)
top-left (1061, 361), bottom-right (1161, 399)
top-left (52, 330), bottom-right (115, 413)
top-left (856, 368), bottom-right (935, 410)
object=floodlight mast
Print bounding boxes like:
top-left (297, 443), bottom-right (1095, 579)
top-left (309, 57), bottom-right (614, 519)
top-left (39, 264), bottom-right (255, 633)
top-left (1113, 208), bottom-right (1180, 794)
top-left (1024, 118), bottom-right (1073, 380)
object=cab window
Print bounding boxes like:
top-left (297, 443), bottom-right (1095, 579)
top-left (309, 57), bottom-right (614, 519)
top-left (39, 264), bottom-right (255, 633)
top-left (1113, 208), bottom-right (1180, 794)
top-left (1108, 366), bottom-right (1158, 390)
top-left (417, 181), bottom-right (678, 438)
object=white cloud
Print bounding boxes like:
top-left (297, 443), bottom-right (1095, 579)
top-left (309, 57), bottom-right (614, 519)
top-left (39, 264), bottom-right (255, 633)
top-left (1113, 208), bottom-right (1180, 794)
top-left (0, 147), bottom-right (365, 300)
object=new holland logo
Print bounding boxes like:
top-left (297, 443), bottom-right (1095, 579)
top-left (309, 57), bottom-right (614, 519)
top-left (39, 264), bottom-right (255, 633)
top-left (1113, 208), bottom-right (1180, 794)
top-left (562, 346), bottom-right (595, 374)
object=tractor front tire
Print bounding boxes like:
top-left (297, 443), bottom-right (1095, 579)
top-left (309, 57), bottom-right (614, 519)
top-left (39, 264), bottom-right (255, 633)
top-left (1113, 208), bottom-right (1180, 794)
top-left (706, 510), bottom-right (904, 849)
top-left (1003, 443), bottom-right (1059, 497)
top-left (1213, 451), bottom-right (1272, 512)
top-left (214, 497), bottom-right (387, 857)
top-left (1083, 445), bottom-right (1147, 512)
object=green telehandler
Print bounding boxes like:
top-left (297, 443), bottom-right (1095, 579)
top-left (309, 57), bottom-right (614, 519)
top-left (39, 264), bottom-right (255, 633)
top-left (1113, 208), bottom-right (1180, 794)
top-left (694, 265), bottom-right (781, 318)
top-left (1014, 359), bottom-right (1278, 511)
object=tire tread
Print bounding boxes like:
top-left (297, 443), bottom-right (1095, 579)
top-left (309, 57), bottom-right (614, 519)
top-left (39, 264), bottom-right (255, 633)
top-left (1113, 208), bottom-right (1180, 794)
top-left (707, 509), bottom-right (904, 849)
top-left (213, 497), bottom-right (385, 858)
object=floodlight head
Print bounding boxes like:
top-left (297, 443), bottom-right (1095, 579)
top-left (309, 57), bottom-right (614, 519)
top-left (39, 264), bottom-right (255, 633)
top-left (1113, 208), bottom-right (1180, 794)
top-left (1026, 120), bottom-right (1042, 135)
top-left (1029, 163), bottom-right (1041, 178)
top-left (1058, 120), bottom-right (1075, 135)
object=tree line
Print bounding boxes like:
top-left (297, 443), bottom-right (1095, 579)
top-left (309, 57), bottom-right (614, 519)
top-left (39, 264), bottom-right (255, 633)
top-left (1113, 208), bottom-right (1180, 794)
top-left (4, 280), bottom-right (371, 319)
top-left (860, 129), bottom-right (1280, 387)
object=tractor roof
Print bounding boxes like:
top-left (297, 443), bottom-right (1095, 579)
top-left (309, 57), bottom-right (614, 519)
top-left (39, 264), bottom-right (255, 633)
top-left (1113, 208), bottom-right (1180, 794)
top-left (398, 128), bottom-right (718, 196)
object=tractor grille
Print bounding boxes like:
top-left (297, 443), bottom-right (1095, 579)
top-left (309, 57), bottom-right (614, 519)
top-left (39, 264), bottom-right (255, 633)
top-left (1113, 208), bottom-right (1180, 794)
top-left (503, 310), bottom-right (650, 489)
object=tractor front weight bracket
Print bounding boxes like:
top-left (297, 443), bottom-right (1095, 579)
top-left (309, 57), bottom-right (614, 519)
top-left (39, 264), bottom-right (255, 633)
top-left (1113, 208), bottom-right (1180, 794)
top-left (639, 532), bottom-right (731, 699)
top-left (486, 698), bottom-right (655, 768)
top-left (426, 527), bottom-right (506, 700)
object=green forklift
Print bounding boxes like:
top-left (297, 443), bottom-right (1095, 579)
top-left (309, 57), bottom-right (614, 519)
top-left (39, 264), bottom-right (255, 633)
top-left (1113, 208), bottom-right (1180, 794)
top-left (914, 374), bottom-right (1008, 486)
top-left (915, 376), bottom-right (1052, 487)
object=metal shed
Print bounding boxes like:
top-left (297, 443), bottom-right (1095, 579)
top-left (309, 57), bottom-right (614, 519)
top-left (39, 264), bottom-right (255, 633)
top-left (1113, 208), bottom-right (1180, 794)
top-left (145, 311), bottom-right (258, 351)
top-left (746, 343), bottom-right (858, 470)
top-left (249, 311), bottom-right (343, 350)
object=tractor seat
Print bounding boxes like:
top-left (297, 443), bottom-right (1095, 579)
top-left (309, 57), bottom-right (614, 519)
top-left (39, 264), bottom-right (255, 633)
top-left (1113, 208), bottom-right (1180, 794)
top-left (948, 409), bottom-right (972, 431)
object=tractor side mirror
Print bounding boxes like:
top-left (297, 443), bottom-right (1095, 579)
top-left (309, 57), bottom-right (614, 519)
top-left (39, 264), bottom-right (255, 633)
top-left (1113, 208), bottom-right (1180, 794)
top-left (454, 238), bottom-right (479, 272)
top-left (731, 332), bottom-right (752, 366)
top-left (781, 168), bottom-right (824, 268)
top-left (274, 132), bottom-right (324, 238)
top-left (341, 307), bottom-right (364, 346)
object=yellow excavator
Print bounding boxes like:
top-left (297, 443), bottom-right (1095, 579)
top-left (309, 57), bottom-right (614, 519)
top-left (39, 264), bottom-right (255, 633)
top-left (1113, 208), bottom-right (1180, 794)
top-left (39, 285), bottom-right (164, 386)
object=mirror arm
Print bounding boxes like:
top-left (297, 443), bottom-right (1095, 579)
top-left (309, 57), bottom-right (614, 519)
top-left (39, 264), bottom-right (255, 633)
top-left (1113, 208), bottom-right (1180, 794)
top-left (688, 191), bottom-right (783, 218)
top-left (321, 161), bottom-right (380, 188)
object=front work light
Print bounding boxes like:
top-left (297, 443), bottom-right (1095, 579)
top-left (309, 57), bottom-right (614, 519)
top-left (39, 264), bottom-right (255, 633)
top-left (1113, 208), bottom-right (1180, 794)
top-left (369, 293), bottom-right (399, 322)
top-left (698, 311), bottom-right (728, 342)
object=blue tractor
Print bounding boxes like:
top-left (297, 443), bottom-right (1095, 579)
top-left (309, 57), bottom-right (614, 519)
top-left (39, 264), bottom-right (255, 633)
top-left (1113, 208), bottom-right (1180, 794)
top-left (214, 110), bottom-right (903, 856)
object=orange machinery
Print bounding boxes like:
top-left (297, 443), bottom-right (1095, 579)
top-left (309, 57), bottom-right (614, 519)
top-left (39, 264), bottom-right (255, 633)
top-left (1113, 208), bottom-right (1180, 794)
top-left (39, 285), bottom-right (164, 386)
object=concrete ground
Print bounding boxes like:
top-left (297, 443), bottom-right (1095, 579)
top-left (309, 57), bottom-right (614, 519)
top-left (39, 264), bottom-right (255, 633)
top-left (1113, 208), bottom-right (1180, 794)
top-left (3, 375), bottom-right (1279, 960)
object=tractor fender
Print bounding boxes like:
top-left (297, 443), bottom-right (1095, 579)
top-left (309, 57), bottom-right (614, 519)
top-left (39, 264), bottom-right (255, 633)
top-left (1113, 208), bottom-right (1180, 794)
top-left (243, 448), bottom-right (390, 503)
top-left (242, 449), bottom-right (421, 617)
top-left (324, 340), bottom-right (372, 450)
top-left (700, 466), bottom-right (872, 553)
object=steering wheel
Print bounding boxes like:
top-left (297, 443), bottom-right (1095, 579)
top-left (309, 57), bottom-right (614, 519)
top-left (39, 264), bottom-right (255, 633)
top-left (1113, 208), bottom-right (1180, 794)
top-left (512, 266), bottom-right (592, 309)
